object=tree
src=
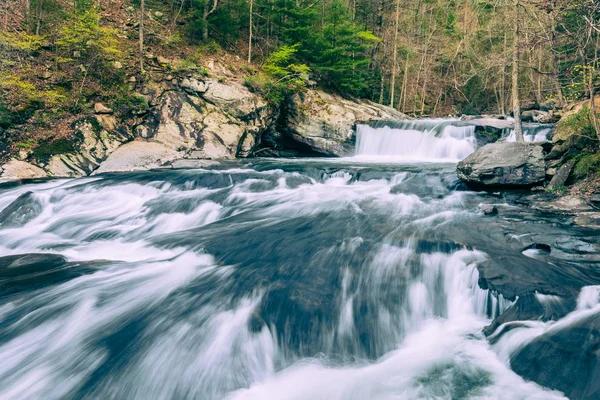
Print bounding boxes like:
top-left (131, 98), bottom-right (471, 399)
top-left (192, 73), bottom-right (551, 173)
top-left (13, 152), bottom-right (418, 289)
top-left (512, 0), bottom-right (524, 141)
top-left (248, 0), bottom-right (253, 63)
top-left (389, 0), bottom-right (400, 107)
top-left (139, 0), bottom-right (144, 73)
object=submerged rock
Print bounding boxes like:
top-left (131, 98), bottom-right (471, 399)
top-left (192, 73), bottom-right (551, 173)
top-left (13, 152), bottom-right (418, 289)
top-left (0, 253), bottom-right (103, 297)
top-left (484, 294), bottom-right (573, 337)
top-left (0, 191), bottom-right (43, 228)
top-left (457, 142), bottom-right (545, 188)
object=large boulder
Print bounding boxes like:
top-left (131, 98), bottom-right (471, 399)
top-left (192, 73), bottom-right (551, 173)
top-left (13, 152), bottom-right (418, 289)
top-left (260, 90), bottom-right (407, 157)
top-left (457, 142), bottom-right (546, 187)
top-left (510, 313), bottom-right (600, 400)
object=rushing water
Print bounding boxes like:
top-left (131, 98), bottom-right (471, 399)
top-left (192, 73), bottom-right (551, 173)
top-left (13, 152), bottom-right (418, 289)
top-left (356, 120), bottom-right (477, 161)
top-left (1, 122), bottom-right (595, 400)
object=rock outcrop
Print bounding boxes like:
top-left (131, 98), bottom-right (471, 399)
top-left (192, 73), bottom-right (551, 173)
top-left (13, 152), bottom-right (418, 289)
top-left (259, 90), bottom-right (407, 157)
top-left (457, 142), bottom-right (546, 187)
top-left (44, 118), bottom-right (131, 178)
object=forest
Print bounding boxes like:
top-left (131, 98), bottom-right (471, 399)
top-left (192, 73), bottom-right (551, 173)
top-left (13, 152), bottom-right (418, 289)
top-left (0, 0), bottom-right (599, 140)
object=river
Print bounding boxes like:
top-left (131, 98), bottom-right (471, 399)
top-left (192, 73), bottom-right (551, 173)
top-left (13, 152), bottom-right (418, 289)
top-left (0, 120), bottom-right (597, 399)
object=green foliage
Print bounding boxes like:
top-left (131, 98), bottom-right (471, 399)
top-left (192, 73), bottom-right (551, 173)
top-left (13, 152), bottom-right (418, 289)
top-left (0, 99), bottom-right (42, 130)
top-left (555, 105), bottom-right (597, 141)
top-left (546, 184), bottom-right (568, 195)
top-left (110, 92), bottom-right (149, 117)
top-left (0, 74), bottom-right (66, 106)
top-left (574, 152), bottom-right (600, 178)
top-left (311, 0), bottom-right (379, 96)
top-left (56, 7), bottom-right (121, 61)
top-left (0, 32), bottom-right (45, 52)
top-left (32, 136), bottom-right (83, 163)
top-left (245, 45), bottom-right (310, 105)
top-left (15, 138), bottom-right (37, 150)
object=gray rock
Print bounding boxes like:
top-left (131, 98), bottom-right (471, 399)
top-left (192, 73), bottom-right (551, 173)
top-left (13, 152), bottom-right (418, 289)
top-left (180, 78), bottom-right (208, 95)
top-left (522, 109), bottom-right (556, 123)
top-left (45, 118), bottom-right (130, 177)
top-left (203, 80), bottom-right (266, 119)
top-left (94, 102), bottom-right (113, 114)
top-left (574, 212), bottom-right (600, 229)
top-left (531, 195), bottom-right (594, 214)
top-left (93, 140), bottom-right (183, 174)
top-left (262, 89), bottom-right (407, 157)
top-left (548, 160), bottom-right (575, 190)
top-left (511, 313), bottom-right (600, 400)
top-left (481, 205), bottom-right (498, 215)
top-left (0, 192), bottom-right (43, 228)
top-left (457, 142), bottom-right (546, 187)
top-left (0, 160), bottom-right (47, 182)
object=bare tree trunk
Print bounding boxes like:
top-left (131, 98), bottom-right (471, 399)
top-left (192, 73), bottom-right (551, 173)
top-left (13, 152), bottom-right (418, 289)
top-left (379, 73), bottom-right (385, 104)
top-left (24, 0), bottom-right (31, 32)
top-left (512, 0), bottom-right (524, 142)
top-left (389, 0), bottom-right (401, 108)
top-left (400, 54), bottom-right (409, 112)
top-left (139, 0), bottom-right (144, 73)
top-left (203, 0), bottom-right (218, 41)
top-left (248, 0), bottom-right (253, 63)
top-left (35, 0), bottom-right (42, 35)
top-left (589, 70), bottom-right (600, 142)
top-left (590, 33), bottom-right (600, 143)
top-left (203, 1), bottom-right (209, 40)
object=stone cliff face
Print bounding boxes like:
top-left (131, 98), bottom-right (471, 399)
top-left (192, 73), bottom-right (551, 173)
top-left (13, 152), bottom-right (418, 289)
top-left (0, 66), bottom-right (407, 181)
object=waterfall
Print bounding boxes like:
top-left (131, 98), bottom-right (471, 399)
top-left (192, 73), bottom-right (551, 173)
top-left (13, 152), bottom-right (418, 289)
top-left (355, 119), bottom-right (477, 162)
top-left (505, 124), bottom-right (554, 142)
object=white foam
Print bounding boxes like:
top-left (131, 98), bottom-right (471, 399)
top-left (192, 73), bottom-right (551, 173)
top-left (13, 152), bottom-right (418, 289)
top-left (355, 121), bottom-right (477, 162)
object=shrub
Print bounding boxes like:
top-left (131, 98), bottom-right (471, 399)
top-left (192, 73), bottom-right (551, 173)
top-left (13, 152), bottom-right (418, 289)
top-left (244, 45), bottom-right (310, 105)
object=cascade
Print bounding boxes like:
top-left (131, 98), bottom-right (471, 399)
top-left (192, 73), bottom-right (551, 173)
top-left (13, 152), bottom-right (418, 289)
top-left (355, 119), bottom-right (477, 161)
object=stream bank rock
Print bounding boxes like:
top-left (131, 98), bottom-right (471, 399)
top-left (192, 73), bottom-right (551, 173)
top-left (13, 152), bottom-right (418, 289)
top-left (93, 141), bottom-right (183, 174)
top-left (0, 160), bottom-right (47, 182)
top-left (45, 118), bottom-right (131, 178)
top-left (457, 142), bottom-right (546, 188)
top-left (259, 90), bottom-right (408, 157)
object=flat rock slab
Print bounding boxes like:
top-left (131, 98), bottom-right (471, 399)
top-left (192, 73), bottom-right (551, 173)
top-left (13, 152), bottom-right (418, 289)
top-left (457, 142), bottom-right (545, 187)
top-left (93, 141), bottom-right (183, 174)
top-left (0, 160), bottom-right (47, 182)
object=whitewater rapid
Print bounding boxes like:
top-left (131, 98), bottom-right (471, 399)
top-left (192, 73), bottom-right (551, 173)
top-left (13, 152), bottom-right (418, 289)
top-left (0, 159), bottom-right (579, 400)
